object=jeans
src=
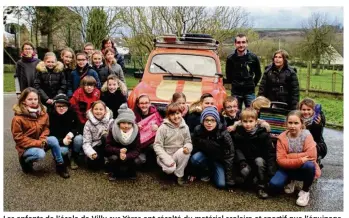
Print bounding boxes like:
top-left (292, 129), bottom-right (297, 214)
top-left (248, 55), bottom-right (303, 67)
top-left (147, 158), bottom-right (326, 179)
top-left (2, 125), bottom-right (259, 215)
top-left (240, 157), bottom-right (267, 188)
top-left (232, 93), bottom-right (256, 111)
top-left (190, 152), bottom-right (226, 189)
top-left (22, 148), bottom-right (46, 163)
top-left (47, 136), bottom-right (68, 163)
top-left (269, 161), bottom-right (316, 192)
top-left (72, 134), bottom-right (83, 153)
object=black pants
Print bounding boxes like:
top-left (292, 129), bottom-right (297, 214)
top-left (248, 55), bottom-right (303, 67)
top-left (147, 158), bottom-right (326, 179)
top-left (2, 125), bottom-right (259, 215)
top-left (86, 145), bottom-right (105, 170)
top-left (108, 155), bottom-right (136, 176)
top-left (239, 157), bottom-right (267, 189)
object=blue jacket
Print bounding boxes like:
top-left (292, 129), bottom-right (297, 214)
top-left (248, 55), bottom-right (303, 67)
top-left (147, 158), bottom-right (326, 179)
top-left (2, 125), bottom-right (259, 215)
top-left (67, 65), bottom-right (101, 97)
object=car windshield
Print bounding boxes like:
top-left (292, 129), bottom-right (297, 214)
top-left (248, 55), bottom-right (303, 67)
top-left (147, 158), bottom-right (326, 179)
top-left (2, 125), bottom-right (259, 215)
top-left (149, 54), bottom-right (217, 76)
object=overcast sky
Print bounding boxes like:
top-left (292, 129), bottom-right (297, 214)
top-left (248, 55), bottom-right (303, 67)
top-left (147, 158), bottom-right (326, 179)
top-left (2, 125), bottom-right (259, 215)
top-left (245, 6), bottom-right (343, 28)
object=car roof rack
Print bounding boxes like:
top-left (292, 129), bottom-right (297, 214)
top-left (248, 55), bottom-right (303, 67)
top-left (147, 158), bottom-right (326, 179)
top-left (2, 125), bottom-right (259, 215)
top-left (154, 35), bottom-right (219, 51)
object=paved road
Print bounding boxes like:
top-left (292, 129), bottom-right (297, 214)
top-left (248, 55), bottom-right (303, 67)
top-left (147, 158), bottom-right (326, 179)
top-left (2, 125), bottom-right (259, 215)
top-left (3, 93), bottom-right (343, 211)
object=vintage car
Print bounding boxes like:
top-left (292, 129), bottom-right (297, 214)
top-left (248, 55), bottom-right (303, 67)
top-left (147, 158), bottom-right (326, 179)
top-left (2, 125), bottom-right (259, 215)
top-left (128, 33), bottom-right (227, 113)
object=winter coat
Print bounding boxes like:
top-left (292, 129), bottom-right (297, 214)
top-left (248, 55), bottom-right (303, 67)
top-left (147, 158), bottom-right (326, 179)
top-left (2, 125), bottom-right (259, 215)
top-left (186, 101), bottom-right (202, 133)
top-left (69, 87), bottom-right (101, 125)
top-left (191, 123), bottom-right (235, 185)
top-left (220, 111), bottom-right (240, 129)
top-left (14, 58), bottom-right (41, 93)
top-left (63, 66), bottom-right (73, 95)
top-left (276, 129), bottom-right (321, 179)
top-left (92, 64), bottom-right (109, 86)
top-left (153, 118), bottom-right (193, 166)
top-left (49, 107), bottom-right (80, 145)
top-left (106, 62), bottom-right (126, 84)
top-left (225, 49), bottom-right (262, 95)
top-left (67, 64), bottom-right (101, 97)
top-left (34, 61), bottom-right (66, 103)
top-left (232, 125), bottom-right (276, 176)
top-left (101, 90), bottom-right (127, 119)
top-left (306, 111), bottom-right (327, 158)
top-left (11, 104), bottom-right (49, 157)
top-left (83, 108), bottom-right (113, 159)
top-left (105, 123), bottom-right (141, 160)
top-left (258, 64), bottom-right (299, 110)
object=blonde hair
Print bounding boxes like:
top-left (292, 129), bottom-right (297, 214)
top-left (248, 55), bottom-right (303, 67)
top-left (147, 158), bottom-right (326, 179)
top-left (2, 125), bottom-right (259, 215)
top-left (101, 74), bottom-right (127, 95)
top-left (240, 108), bottom-right (258, 121)
top-left (60, 47), bottom-right (76, 69)
top-left (44, 52), bottom-right (57, 62)
top-left (251, 96), bottom-right (271, 110)
top-left (286, 110), bottom-right (305, 129)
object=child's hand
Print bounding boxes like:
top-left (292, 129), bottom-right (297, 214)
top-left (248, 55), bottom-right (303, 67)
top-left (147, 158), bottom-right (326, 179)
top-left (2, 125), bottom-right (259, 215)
top-left (91, 153), bottom-right (97, 160)
top-left (183, 147), bottom-right (189, 154)
top-left (227, 125), bottom-right (235, 132)
top-left (120, 153), bottom-right (126, 160)
top-left (63, 136), bottom-right (72, 145)
top-left (138, 124), bottom-right (143, 130)
top-left (301, 156), bottom-right (315, 163)
top-left (168, 162), bottom-right (175, 167)
top-left (314, 115), bottom-right (321, 124)
top-left (151, 124), bottom-right (159, 131)
top-left (46, 99), bottom-right (54, 104)
top-left (120, 148), bottom-right (127, 154)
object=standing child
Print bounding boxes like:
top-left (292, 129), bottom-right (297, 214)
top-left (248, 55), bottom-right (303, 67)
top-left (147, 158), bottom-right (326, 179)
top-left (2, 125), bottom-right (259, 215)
top-left (269, 110), bottom-right (321, 207)
top-left (221, 96), bottom-right (240, 132)
top-left (189, 107), bottom-right (235, 191)
top-left (299, 98), bottom-right (327, 169)
top-left (105, 104), bottom-right (140, 180)
top-left (14, 42), bottom-right (41, 98)
top-left (67, 52), bottom-right (101, 97)
top-left (60, 48), bottom-right (76, 95)
top-left (11, 87), bottom-right (68, 178)
top-left (171, 92), bottom-right (189, 122)
top-left (153, 103), bottom-right (192, 185)
top-left (48, 94), bottom-right (83, 170)
top-left (104, 48), bottom-right (126, 84)
top-left (34, 52), bottom-right (66, 109)
top-left (69, 76), bottom-right (101, 129)
top-left (101, 74), bottom-right (127, 119)
top-left (232, 108), bottom-right (276, 199)
top-left (91, 50), bottom-right (108, 85)
top-left (83, 101), bottom-right (113, 170)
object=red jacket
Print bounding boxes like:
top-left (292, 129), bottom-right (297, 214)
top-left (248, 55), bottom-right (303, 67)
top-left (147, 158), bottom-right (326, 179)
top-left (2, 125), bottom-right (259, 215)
top-left (70, 87), bottom-right (100, 125)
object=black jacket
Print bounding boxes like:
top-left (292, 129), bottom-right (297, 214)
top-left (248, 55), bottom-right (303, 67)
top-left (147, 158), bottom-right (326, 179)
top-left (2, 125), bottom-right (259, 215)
top-left (101, 90), bottom-right (127, 119)
top-left (34, 61), bottom-right (66, 103)
top-left (225, 50), bottom-right (262, 95)
top-left (49, 108), bottom-right (80, 145)
top-left (15, 58), bottom-right (41, 92)
top-left (306, 111), bottom-right (327, 158)
top-left (92, 64), bottom-right (109, 86)
top-left (191, 124), bottom-right (235, 186)
top-left (232, 125), bottom-right (277, 177)
top-left (258, 64), bottom-right (299, 110)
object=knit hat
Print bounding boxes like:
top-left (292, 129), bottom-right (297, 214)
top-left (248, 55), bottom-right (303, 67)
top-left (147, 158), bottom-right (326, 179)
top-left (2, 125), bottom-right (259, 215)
top-left (53, 94), bottom-right (70, 106)
top-left (115, 103), bottom-right (136, 124)
top-left (200, 106), bottom-right (220, 124)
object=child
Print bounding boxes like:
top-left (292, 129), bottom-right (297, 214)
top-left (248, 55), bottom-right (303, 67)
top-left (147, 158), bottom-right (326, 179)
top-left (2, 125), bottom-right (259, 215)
top-left (11, 87), bottom-right (68, 178)
top-left (83, 101), bottom-right (113, 170)
top-left (104, 47), bottom-right (126, 84)
top-left (67, 52), bottom-right (101, 97)
top-left (49, 94), bottom-right (83, 170)
top-left (101, 37), bottom-right (125, 72)
top-left (221, 96), bottom-right (240, 132)
top-left (153, 103), bottom-right (192, 185)
top-left (189, 107), bottom-right (235, 191)
top-left (34, 52), bottom-right (66, 109)
top-left (69, 76), bottom-right (101, 127)
top-left (187, 93), bottom-right (215, 132)
top-left (83, 42), bottom-right (95, 65)
top-left (60, 48), bottom-right (76, 94)
top-left (105, 103), bottom-right (140, 180)
top-left (269, 110), bottom-right (321, 207)
top-left (171, 92), bottom-right (189, 122)
top-left (133, 94), bottom-right (163, 165)
top-left (251, 96), bottom-right (271, 114)
top-left (101, 74), bottom-right (127, 119)
top-left (14, 42), bottom-right (41, 98)
top-left (232, 108), bottom-right (276, 199)
top-left (91, 50), bottom-right (109, 85)
top-left (299, 98), bottom-right (327, 168)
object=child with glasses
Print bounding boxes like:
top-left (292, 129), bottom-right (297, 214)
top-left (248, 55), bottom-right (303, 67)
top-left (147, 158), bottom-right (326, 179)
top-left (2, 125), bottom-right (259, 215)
top-left (67, 52), bottom-right (101, 97)
top-left (221, 96), bottom-right (240, 132)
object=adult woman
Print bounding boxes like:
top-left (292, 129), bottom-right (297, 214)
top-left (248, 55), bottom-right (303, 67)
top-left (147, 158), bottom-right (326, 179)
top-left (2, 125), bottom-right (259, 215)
top-left (258, 49), bottom-right (299, 110)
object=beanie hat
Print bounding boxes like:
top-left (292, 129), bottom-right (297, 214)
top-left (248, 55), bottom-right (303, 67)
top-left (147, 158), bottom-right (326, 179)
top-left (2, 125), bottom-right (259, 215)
top-left (115, 103), bottom-right (136, 124)
top-left (200, 106), bottom-right (220, 124)
top-left (53, 94), bottom-right (70, 106)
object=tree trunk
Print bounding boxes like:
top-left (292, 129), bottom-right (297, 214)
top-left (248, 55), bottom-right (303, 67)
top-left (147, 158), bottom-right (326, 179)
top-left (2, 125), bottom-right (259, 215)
top-left (315, 59), bottom-right (320, 75)
top-left (47, 30), bottom-right (53, 51)
top-left (306, 61), bottom-right (311, 96)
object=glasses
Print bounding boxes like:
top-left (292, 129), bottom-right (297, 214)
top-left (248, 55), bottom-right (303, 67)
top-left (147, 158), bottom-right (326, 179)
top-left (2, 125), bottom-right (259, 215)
top-left (225, 106), bottom-right (236, 110)
top-left (77, 59), bottom-right (87, 62)
top-left (235, 41), bottom-right (246, 44)
top-left (56, 105), bottom-right (68, 109)
top-left (204, 119), bottom-right (216, 123)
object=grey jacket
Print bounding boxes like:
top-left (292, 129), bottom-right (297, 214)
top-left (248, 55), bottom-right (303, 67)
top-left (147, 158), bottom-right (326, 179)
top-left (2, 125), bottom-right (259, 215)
top-left (153, 118), bottom-right (192, 166)
top-left (108, 63), bottom-right (125, 84)
top-left (83, 107), bottom-right (114, 159)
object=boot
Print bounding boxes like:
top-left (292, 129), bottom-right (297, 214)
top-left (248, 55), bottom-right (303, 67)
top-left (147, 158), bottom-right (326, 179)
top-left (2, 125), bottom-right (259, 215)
top-left (56, 163), bottom-right (70, 179)
top-left (19, 157), bottom-right (33, 174)
top-left (70, 152), bottom-right (79, 170)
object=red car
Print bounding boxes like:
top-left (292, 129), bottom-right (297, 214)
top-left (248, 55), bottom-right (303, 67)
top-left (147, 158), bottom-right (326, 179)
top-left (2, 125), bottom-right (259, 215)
top-left (128, 34), bottom-right (227, 112)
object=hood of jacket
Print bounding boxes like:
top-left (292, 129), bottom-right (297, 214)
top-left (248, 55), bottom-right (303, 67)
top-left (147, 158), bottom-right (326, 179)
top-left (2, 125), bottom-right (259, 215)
top-left (36, 61), bottom-right (64, 73)
top-left (162, 118), bottom-right (186, 129)
top-left (13, 104), bottom-right (46, 118)
top-left (86, 106), bottom-right (113, 126)
top-left (189, 101), bottom-right (202, 113)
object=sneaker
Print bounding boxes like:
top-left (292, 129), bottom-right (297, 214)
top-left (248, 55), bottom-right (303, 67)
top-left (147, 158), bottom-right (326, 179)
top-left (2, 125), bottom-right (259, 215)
top-left (284, 180), bottom-right (296, 194)
top-left (257, 189), bottom-right (269, 199)
top-left (200, 176), bottom-right (211, 182)
top-left (296, 190), bottom-right (310, 207)
top-left (108, 173), bottom-right (117, 181)
top-left (177, 176), bottom-right (185, 186)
